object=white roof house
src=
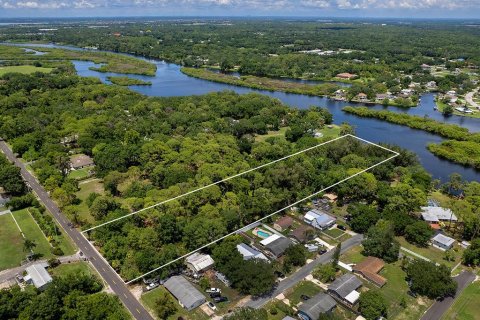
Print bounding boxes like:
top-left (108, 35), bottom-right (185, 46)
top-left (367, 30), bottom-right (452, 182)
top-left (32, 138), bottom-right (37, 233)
top-left (185, 253), bottom-right (214, 273)
top-left (345, 290), bottom-right (360, 305)
top-left (25, 263), bottom-right (52, 290)
top-left (432, 233), bottom-right (455, 250)
top-left (260, 234), bottom-right (282, 246)
top-left (304, 209), bottom-right (336, 230)
top-left (237, 243), bottom-right (269, 261)
top-left (421, 207), bottom-right (457, 222)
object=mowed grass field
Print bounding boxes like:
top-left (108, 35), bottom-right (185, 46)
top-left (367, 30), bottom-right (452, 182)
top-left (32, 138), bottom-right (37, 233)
top-left (442, 281), bottom-right (480, 320)
top-left (0, 213), bottom-right (25, 270)
top-left (12, 209), bottom-right (53, 259)
top-left (0, 65), bottom-right (53, 76)
top-left (76, 179), bottom-right (104, 223)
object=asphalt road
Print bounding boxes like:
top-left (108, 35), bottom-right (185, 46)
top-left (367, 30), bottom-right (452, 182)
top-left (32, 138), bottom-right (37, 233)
top-left (421, 270), bottom-right (476, 320)
top-left (0, 140), bottom-right (153, 320)
top-left (246, 234), bottom-right (364, 309)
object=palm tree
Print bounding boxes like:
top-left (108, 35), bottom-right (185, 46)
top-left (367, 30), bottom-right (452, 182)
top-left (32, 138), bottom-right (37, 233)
top-left (23, 238), bottom-right (36, 253)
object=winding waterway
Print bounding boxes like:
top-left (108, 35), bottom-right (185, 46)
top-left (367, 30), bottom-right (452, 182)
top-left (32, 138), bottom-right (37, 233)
top-left (12, 43), bottom-right (480, 181)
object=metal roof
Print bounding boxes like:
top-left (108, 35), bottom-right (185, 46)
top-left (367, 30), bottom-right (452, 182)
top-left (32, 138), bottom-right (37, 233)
top-left (260, 234), bottom-right (281, 246)
top-left (265, 237), bottom-right (293, 257)
top-left (328, 274), bottom-right (362, 299)
top-left (421, 207), bottom-right (457, 221)
top-left (25, 263), bottom-right (52, 289)
top-left (237, 243), bottom-right (269, 261)
top-left (185, 253), bottom-right (214, 272)
top-left (304, 209), bottom-right (336, 229)
top-left (164, 276), bottom-right (206, 310)
top-left (432, 233), bottom-right (455, 247)
top-left (298, 292), bottom-right (337, 319)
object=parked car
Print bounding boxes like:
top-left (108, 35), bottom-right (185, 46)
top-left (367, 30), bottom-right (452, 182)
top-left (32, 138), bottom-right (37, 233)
top-left (301, 295), bottom-right (311, 301)
top-left (207, 302), bottom-right (217, 310)
top-left (319, 248), bottom-right (327, 255)
top-left (337, 224), bottom-right (347, 231)
top-left (210, 292), bottom-right (221, 298)
top-left (145, 282), bottom-right (159, 291)
top-left (206, 288), bottom-right (221, 293)
top-left (214, 296), bottom-right (229, 303)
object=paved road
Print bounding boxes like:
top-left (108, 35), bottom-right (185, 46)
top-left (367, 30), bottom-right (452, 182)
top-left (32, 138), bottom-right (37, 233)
top-left (421, 271), bottom-right (476, 320)
top-left (465, 88), bottom-right (479, 110)
top-left (0, 140), bottom-right (153, 320)
top-left (246, 234), bottom-right (364, 308)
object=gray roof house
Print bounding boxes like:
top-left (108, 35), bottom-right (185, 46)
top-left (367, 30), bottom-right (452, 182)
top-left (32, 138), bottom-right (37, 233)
top-left (298, 292), bottom-right (337, 320)
top-left (237, 243), bottom-right (269, 262)
top-left (304, 209), bottom-right (336, 230)
top-left (431, 233), bottom-right (455, 251)
top-left (263, 236), bottom-right (293, 258)
top-left (164, 276), bottom-right (206, 311)
top-left (24, 263), bottom-right (52, 291)
top-left (328, 274), bottom-right (362, 307)
top-left (421, 207), bottom-right (457, 223)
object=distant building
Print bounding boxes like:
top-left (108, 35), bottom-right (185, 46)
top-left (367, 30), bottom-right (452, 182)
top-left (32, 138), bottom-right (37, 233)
top-left (298, 292), bottom-right (337, 320)
top-left (304, 209), bottom-right (336, 230)
top-left (24, 263), bottom-right (52, 291)
top-left (431, 233), bottom-right (455, 251)
top-left (70, 154), bottom-right (94, 170)
top-left (164, 276), bottom-right (206, 311)
top-left (236, 243), bottom-right (269, 262)
top-left (357, 93), bottom-right (368, 101)
top-left (328, 274), bottom-right (362, 307)
top-left (290, 225), bottom-right (314, 243)
top-left (185, 253), bottom-right (214, 274)
top-left (336, 73), bottom-right (357, 80)
top-left (260, 234), bottom-right (293, 258)
top-left (322, 193), bottom-right (338, 203)
top-left (273, 216), bottom-right (294, 232)
top-left (421, 207), bottom-right (457, 224)
top-left (352, 256), bottom-right (387, 287)
top-left (421, 63), bottom-right (431, 70)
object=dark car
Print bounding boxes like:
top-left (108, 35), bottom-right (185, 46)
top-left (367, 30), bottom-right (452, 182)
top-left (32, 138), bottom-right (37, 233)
top-left (319, 249), bottom-right (327, 255)
top-left (214, 296), bottom-right (229, 303)
top-left (337, 225), bottom-right (347, 231)
top-left (210, 292), bottom-right (221, 298)
top-left (300, 295), bottom-right (310, 301)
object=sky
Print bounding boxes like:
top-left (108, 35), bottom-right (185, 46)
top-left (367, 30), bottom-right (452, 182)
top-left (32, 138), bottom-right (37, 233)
top-left (0, 0), bottom-right (480, 19)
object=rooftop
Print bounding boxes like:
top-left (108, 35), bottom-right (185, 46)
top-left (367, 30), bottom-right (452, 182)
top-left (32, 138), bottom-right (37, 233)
top-left (264, 236), bottom-right (293, 257)
top-left (304, 209), bottom-right (336, 229)
top-left (237, 243), bottom-right (269, 261)
top-left (70, 154), bottom-right (94, 169)
top-left (164, 276), bottom-right (206, 310)
top-left (432, 233), bottom-right (455, 247)
top-left (352, 256), bottom-right (387, 287)
top-left (328, 274), bottom-right (362, 299)
top-left (298, 292), bottom-right (337, 319)
top-left (290, 225), bottom-right (314, 243)
top-left (421, 207), bottom-right (457, 221)
top-left (25, 263), bottom-right (52, 289)
top-left (275, 216), bottom-right (293, 229)
top-left (185, 253), bottom-right (214, 272)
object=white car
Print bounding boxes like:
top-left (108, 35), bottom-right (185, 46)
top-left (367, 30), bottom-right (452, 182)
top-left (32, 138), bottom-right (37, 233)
top-left (146, 282), bottom-right (159, 291)
top-left (206, 288), bottom-right (221, 293)
top-left (207, 302), bottom-right (217, 311)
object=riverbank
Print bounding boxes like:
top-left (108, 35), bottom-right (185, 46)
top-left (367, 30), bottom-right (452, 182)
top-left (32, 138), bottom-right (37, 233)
top-left (435, 97), bottom-right (480, 119)
top-left (107, 76), bottom-right (152, 86)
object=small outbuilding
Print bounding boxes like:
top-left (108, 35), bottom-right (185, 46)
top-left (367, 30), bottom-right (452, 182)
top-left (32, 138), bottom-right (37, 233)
top-left (298, 292), bottom-right (337, 320)
top-left (24, 263), bottom-right (52, 291)
top-left (164, 276), bottom-right (206, 311)
top-left (431, 233), bottom-right (455, 251)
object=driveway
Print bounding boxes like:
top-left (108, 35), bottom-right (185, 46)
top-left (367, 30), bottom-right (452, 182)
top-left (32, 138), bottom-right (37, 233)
top-left (246, 234), bottom-right (363, 309)
top-left (421, 271), bottom-right (476, 320)
top-left (465, 88), bottom-right (479, 110)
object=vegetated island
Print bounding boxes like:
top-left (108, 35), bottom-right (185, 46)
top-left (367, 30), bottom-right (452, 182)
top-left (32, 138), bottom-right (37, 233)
top-left (107, 76), bottom-right (152, 86)
top-left (343, 106), bottom-right (480, 169)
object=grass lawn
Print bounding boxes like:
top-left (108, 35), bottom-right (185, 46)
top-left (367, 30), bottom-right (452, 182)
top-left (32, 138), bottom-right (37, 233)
top-left (323, 228), bottom-right (345, 239)
top-left (255, 124), bottom-right (341, 142)
top-left (12, 209), bottom-right (53, 259)
top-left (255, 127), bottom-right (289, 142)
top-left (0, 213), bottom-right (26, 271)
top-left (265, 300), bottom-right (289, 320)
top-left (141, 286), bottom-right (209, 320)
top-left (67, 166), bottom-right (93, 180)
top-left (76, 179), bottom-right (104, 223)
top-left (50, 261), bottom-right (93, 278)
top-left (340, 244), bottom-right (365, 264)
top-left (284, 280), bottom-right (322, 307)
top-left (316, 125), bottom-right (342, 140)
top-left (442, 280), bottom-right (480, 320)
top-left (0, 65), bottom-right (53, 76)
top-left (397, 237), bottom-right (463, 269)
top-left (379, 262), bottom-right (434, 319)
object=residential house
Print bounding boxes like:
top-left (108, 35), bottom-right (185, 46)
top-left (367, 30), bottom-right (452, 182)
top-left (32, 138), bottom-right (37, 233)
top-left (0, 187), bottom-right (10, 206)
top-left (322, 193), bottom-right (338, 203)
top-left (273, 216), bottom-right (294, 232)
top-left (164, 276), bottom-right (206, 311)
top-left (421, 63), bottom-right (431, 70)
top-left (290, 225), bottom-right (314, 243)
top-left (431, 233), bottom-right (455, 251)
top-left (334, 89), bottom-right (346, 100)
top-left (328, 274), bottom-right (362, 307)
top-left (185, 253), bottom-right (214, 274)
top-left (352, 256), bottom-right (387, 287)
top-left (426, 81), bottom-right (437, 90)
top-left (298, 292), bottom-right (337, 320)
top-left (357, 93), bottom-right (368, 101)
top-left (304, 209), bottom-right (336, 230)
top-left (70, 154), bottom-right (94, 170)
top-left (260, 234), bottom-right (293, 258)
top-left (421, 206), bottom-right (458, 225)
top-left (24, 263), bottom-right (52, 291)
top-left (336, 73), bottom-right (357, 80)
top-left (236, 243), bottom-right (269, 262)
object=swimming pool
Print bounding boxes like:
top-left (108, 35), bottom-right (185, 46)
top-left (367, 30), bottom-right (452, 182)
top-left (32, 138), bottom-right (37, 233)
top-left (254, 228), bottom-right (271, 239)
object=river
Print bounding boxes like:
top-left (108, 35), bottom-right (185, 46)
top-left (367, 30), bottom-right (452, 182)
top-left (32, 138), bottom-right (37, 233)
top-left (10, 43), bottom-right (480, 182)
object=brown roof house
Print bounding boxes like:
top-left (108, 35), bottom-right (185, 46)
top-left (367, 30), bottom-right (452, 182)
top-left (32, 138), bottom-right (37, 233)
top-left (336, 73), bottom-right (357, 80)
top-left (290, 225), bottom-right (314, 243)
top-left (70, 154), bottom-right (94, 170)
top-left (357, 93), bottom-right (368, 101)
top-left (352, 256), bottom-right (387, 287)
top-left (273, 216), bottom-right (293, 232)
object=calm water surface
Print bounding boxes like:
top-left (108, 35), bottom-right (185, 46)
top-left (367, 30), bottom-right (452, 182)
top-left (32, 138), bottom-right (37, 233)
top-left (10, 43), bottom-right (480, 181)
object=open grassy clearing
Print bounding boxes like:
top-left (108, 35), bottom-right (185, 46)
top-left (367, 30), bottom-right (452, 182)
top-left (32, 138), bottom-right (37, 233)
top-left (0, 213), bottom-right (25, 270)
top-left (255, 124), bottom-right (341, 142)
top-left (323, 227), bottom-right (345, 239)
top-left (141, 286), bottom-right (209, 320)
top-left (67, 166), bottom-right (94, 180)
top-left (285, 280), bottom-right (322, 306)
top-left (442, 280), bottom-right (480, 320)
top-left (50, 261), bottom-right (93, 278)
top-left (340, 244), bottom-right (365, 264)
top-left (12, 209), bottom-right (53, 259)
top-left (75, 179), bottom-right (104, 224)
top-left (0, 65), bottom-right (53, 76)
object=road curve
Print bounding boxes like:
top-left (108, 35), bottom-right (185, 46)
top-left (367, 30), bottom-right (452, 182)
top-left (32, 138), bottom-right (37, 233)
top-left (0, 140), bottom-right (153, 320)
top-left (247, 234), bottom-right (364, 309)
